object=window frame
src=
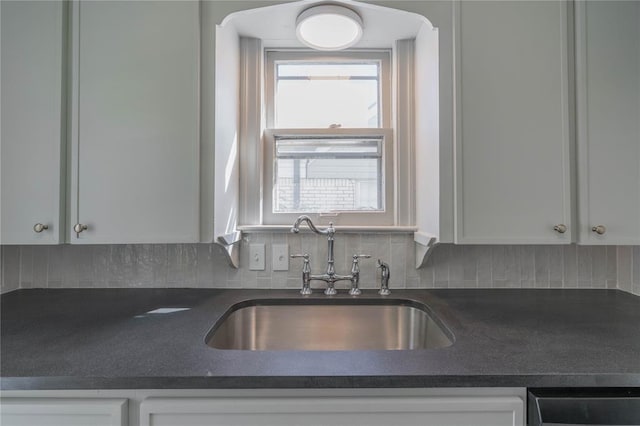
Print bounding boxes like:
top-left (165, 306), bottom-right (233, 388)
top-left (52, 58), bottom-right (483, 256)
top-left (237, 39), bottom-right (416, 230)
top-left (262, 49), bottom-right (394, 226)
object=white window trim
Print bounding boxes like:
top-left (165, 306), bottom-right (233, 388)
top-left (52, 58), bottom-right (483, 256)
top-left (238, 39), bottom-right (415, 229)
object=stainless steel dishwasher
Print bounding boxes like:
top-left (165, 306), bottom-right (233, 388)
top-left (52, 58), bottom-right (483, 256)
top-left (528, 389), bottom-right (640, 425)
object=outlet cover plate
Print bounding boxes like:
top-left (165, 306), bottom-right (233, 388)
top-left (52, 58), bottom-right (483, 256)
top-left (249, 243), bottom-right (265, 271)
top-left (272, 244), bottom-right (289, 271)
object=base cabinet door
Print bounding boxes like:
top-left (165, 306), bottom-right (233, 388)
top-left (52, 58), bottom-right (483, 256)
top-left (0, 398), bottom-right (127, 426)
top-left (140, 396), bottom-right (524, 426)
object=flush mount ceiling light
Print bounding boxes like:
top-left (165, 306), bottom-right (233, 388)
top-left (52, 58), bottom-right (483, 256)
top-left (296, 4), bottom-right (363, 51)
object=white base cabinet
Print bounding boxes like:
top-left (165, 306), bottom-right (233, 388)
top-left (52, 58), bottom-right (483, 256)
top-left (0, 398), bottom-right (127, 426)
top-left (1, 388), bottom-right (525, 426)
top-left (140, 395), bottom-right (524, 426)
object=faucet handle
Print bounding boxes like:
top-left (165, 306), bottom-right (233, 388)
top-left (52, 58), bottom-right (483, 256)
top-left (352, 254), bottom-right (371, 260)
top-left (291, 254), bottom-right (311, 271)
top-left (291, 254), bottom-right (312, 295)
top-left (348, 255), bottom-right (370, 296)
top-left (351, 254), bottom-right (370, 272)
top-left (377, 259), bottom-right (391, 295)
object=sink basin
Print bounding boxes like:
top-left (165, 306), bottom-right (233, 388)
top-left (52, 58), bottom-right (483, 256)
top-left (205, 299), bottom-right (454, 351)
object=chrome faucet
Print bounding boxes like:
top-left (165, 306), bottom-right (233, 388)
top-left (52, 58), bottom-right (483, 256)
top-left (291, 215), bottom-right (369, 295)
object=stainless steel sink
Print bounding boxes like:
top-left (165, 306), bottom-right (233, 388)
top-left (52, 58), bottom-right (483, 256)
top-left (205, 299), bottom-right (454, 351)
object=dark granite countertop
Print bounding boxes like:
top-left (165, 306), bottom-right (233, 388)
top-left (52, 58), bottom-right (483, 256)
top-left (1, 288), bottom-right (639, 390)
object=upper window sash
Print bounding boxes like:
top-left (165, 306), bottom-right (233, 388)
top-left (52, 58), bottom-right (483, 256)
top-left (265, 50), bottom-right (392, 130)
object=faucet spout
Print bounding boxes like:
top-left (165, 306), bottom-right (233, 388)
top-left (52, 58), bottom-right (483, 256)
top-left (290, 215), bottom-right (334, 236)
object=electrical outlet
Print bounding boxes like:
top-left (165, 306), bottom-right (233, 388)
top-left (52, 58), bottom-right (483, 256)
top-left (249, 243), bottom-right (265, 271)
top-left (272, 244), bottom-right (289, 271)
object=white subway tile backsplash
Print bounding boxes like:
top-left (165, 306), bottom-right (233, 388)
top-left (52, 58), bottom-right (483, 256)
top-left (195, 244), bottom-right (215, 288)
top-left (562, 244), bottom-right (577, 288)
top-left (1, 246), bottom-right (20, 293)
top-left (19, 245), bottom-right (34, 288)
top-left (503, 245), bottom-right (520, 288)
top-left (617, 246), bottom-right (633, 293)
top-left (591, 246), bottom-right (607, 289)
top-left (520, 246), bottom-right (535, 285)
top-left (491, 246), bottom-right (506, 281)
top-left (1, 236), bottom-right (639, 295)
top-left (418, 257), bottom-right (434, 288)
top-left (548, 245), bottom-right (564, 284)
top-left (448, 244), bottom-right (465, 283)
top-left (476, 245), bottom-right (492, 286)
top-left (534, 246), bottom-right (550, 287)
top-left (577, 245), bottom-right (592, 286)
top-left (433, 243), bottom-right (451, 285)
top-left (31, 245), bottom-right (49, 288)
top-left (390, 242), bottom-right (407, 285)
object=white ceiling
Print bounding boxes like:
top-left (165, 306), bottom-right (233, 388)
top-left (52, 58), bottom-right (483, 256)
top-left (225, 0), bottom-right (431, 48)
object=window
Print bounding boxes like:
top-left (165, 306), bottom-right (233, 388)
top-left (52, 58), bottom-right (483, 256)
top-left (263, 50), bottom-right (393, 225)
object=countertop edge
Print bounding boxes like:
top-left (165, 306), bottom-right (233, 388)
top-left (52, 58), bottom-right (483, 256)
top-left (3, 374), bottom-right (640, 391)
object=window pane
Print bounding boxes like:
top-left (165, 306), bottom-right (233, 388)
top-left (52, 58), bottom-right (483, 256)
top-left (273, 137), bottom-right (382, 213)
top-left (275, 62), bottom-right (380, 128)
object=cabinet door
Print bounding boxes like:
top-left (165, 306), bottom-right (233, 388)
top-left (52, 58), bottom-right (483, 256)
top-left (1, 398), bottom-right (127, 426)
top-left (454, 1), bottom-right (571, 244)
top-left (140, 396), bottom-right (524, 426)
top-left (576, 1), bottom-right (640, 244)
top-left (0, 1), bottom-right (65, 244)
top-left (70, 1), bottom-right (199, 244)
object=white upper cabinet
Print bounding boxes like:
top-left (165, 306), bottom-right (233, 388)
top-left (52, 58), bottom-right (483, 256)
top-left (1, 1), bottom-right (66, 244)
top-left (69, 0), bottom-right (200, 244)
top-left (575, 1), bottom-right (640, 245)
top-left (454, 1), bottom-right (571, 244)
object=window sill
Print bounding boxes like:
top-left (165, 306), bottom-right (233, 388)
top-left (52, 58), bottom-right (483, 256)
top-left (237, 225), bottom-right (417, 234)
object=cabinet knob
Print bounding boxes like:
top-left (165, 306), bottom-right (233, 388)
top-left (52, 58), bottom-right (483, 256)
top-left (553, 224), bottom-right (567, 234)
top-left (33, 223), bottom-right (49, 233)
top-left (73, 223), bottom-right (88, 237)
top-left (592, 225), bottom-right (606, 235)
